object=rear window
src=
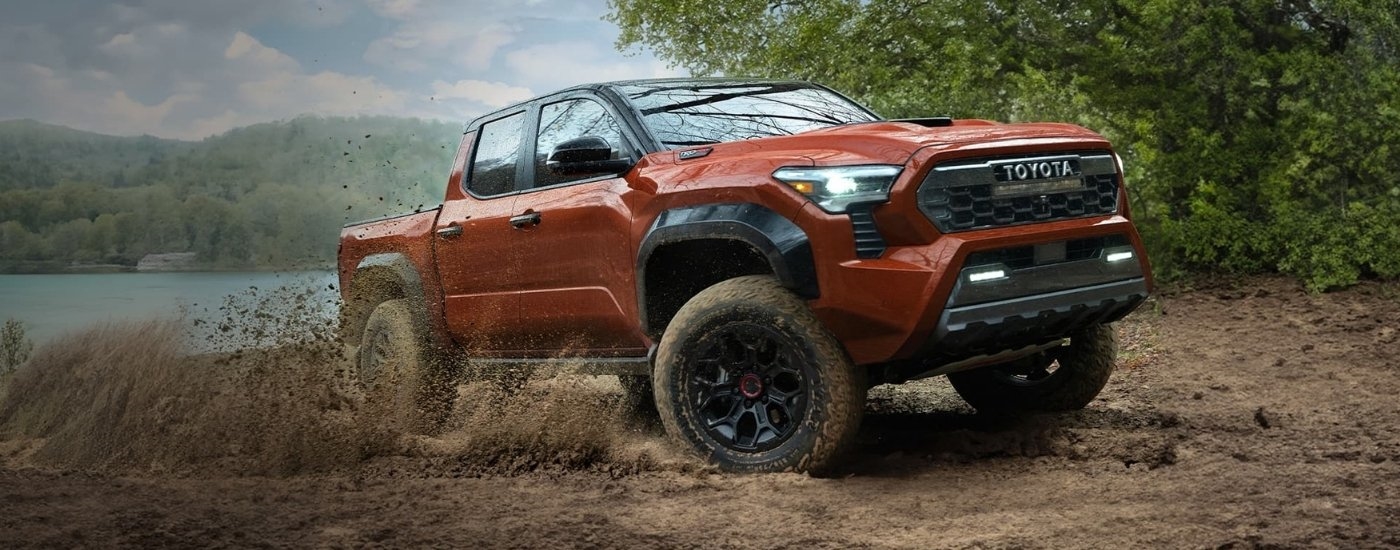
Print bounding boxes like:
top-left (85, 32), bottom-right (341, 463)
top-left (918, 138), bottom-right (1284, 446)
top-left (468, 112), bottom-right (525, 196)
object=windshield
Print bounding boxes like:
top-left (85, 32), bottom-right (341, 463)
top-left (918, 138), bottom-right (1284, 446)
top-left (614, 82), bottom-right (880, 149)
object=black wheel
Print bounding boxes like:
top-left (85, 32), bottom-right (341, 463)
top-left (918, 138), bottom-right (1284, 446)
top-left (948, 324), bottom-right (1117, 412)
top-left (654, 276), bottom-right (864, 475)
top-left (357, 298), bottom-right (456, 433)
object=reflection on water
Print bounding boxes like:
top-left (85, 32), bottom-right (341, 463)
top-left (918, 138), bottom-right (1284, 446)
top-left (0, 271), bottom-right (339, 350)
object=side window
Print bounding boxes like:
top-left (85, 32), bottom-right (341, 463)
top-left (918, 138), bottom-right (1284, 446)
top-left (534, 99), bottom-right (626, 188)
top-left (468, 112), bottom-right (525, 197)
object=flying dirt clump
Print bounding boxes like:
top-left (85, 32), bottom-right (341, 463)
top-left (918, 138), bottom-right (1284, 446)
top-left (0, 288), bottom-right (676, 477)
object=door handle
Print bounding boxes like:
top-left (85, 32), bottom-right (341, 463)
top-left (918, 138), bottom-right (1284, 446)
top-left (509, 212), bottom-right (542, 229)
top-left (435, 224), bottom-right (463, 238)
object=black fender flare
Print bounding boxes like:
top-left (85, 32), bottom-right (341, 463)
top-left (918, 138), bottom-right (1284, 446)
top-left (354, 253), bottom-right (426, 297)
top-left (341, 253), bottom-right (428, 345)
top-left (636, 203), bottom-right (818, 330)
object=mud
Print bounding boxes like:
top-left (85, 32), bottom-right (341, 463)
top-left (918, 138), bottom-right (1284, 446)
top-left (2, 275), bottom-right (1399, 548)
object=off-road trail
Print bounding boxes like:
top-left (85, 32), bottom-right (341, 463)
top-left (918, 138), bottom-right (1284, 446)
top-left (2, 276), bottom-right (1397, 548)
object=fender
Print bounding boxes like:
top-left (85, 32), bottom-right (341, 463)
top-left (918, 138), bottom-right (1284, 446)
top-left (341, 252), bottom-right (431, 346)
top-left (636, 203), bottom-right (818, 331)
top-left (354, 253), bottom-right (427, 298)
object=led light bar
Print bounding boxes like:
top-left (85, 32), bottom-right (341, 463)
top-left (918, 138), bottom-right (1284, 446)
top-left (967, 269), bottom-right (1008, 283)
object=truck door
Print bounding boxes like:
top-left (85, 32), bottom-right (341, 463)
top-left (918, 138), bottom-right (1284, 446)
top-left (509, 97), bottom-right (650, 355)
top-left (434, 111), bottom-right (530, 353)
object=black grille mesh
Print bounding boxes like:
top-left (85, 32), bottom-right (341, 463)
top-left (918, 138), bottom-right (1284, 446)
top-left (921, 169), bottom-right (1119, 232)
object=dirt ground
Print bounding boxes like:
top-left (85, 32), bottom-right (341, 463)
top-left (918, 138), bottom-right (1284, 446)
top-left (2, 275), bottom-right (1398, 548)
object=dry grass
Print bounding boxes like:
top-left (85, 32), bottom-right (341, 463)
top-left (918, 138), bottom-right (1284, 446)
top-left (0, 319), bottom-right (381, 474)
top-left (0, 315), bottom-right (675, 477)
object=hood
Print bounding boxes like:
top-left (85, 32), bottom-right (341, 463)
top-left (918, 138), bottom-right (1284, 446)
top-left (797, 120), bottom-right (1108, 164)
top-left (679, 120), bottom-right (1108, 167)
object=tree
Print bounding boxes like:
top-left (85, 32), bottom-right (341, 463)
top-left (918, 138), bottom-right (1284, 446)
top-left (0, 114), bottom-right (460, 272)
top-left (608, 0), bottom-right (1400, 289)
top-left (0, 221), bottom-right (40, 261)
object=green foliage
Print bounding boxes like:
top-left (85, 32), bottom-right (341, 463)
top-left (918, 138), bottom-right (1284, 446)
top-left (1, 319), bottom-right (32, 374)
top-left (610, 0), bottom-right (1400, 290)
top-left (0, 116), bottom-right (460, 271)
top-left (1277, 200), bottom-right (1400, 292)
top-left (0, 119), bottom-right (190, 192)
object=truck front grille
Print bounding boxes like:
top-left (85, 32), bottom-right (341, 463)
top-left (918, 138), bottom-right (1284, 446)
top-left (917, 152), bottom-right (1120, 233)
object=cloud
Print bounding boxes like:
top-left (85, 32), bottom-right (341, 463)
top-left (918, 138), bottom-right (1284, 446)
top-left (109, 0), bottom-right (355, 29)
top-left (431, 79), bottom-right (533, 108)
top-left (365, 19), bottom-right (517, 73)
top-left (357, 0), bottom-right (616, 75)
top-left (209, 33), bottom-right (415, 135)
top-left (8, 62), bottom-right (197, 137)
top-left (1, 25), bottom-right (416, 139)
top-left (0, 2), bottom-right (390, 138)
top-left (236, 65), bottom-right (409, 116)
top-left (224, 31), bottom-right (299, 73)
top-left (100, 33), bottom-right (136, 51)
top-left (504, 42), bottom-right (680, 90)
top-left (458, 24), bottom-right (517, 71)
top-left (0, 0), bottom-right (684, 138)
top-left (357, 0), bottom-right (683, 95)
top-left (364, 0), bottom-right (421, 19)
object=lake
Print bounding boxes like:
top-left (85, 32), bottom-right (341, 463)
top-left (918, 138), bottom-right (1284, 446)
top-left (0, 271), bottom-right (339, 349)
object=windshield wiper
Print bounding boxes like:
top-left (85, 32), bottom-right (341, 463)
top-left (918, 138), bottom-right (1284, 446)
top-left (670, 111), bottom-right (846, 127)
top-left (625, 82), bottom-right (791, 101)
top-left (639, 84), bottom-right (806, 116)
top-left (662, 140), bottom-right (722, 146)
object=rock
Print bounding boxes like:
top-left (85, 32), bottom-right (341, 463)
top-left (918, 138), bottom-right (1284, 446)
top-left (1253, 407), bottom-right (1272, 429)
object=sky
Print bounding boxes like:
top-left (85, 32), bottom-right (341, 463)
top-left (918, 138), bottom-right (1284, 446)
top-left (0, 0), bottom-right (683, 140)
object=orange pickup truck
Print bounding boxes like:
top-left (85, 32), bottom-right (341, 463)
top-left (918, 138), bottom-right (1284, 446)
top-left (338, 79), bottom-right (1152, 474)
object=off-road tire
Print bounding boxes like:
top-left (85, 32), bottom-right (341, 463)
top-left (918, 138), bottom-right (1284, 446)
top-left (654, 275), bottom-right (865, 475)
top-left (357, 299), bottom-right (456, 434)
top-left (948, 324), bottom-right (1117, 413)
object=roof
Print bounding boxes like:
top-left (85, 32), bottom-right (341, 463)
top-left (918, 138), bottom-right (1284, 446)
top-left (550, 77), bottom-right (806, 96)
top-left (463, 77), bottom-right (818, 131)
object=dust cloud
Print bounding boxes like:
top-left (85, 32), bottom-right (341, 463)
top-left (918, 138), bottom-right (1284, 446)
top-left (0, 288), bottom-right (681, 478)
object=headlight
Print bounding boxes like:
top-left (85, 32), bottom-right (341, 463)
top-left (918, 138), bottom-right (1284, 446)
top-left (772, 165), bottom-right (902, 213)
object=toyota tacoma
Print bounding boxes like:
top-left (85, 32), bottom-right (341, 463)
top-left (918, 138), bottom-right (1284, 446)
top-left (338, 78), bottom-right (1152, 474)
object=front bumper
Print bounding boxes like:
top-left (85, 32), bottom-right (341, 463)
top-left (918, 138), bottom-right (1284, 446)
top-left (936, 277), bottom-right (1147, 358)
top-left (803, 215), bottom-right (1151, 368)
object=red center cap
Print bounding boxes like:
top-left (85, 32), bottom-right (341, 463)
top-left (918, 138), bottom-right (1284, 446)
top-left (739, 373), bottom-right (764, 399)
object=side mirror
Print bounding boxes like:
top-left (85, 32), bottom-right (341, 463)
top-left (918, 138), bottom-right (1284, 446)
top-left (547, 136), bottom-right (633, 176)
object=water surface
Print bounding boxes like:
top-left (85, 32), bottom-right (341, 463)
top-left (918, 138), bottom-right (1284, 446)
top-left (0, 271), bottom-right (338, 347)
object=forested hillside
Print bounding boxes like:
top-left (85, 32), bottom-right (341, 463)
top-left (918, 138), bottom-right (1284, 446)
top-left (0, 120), bottom-right (193, 192)
top-left (0, 117), bottom-right (460, 271)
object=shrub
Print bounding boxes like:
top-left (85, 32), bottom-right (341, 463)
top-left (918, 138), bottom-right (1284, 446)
top-left (1, 318), bottom-right (33, 374)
